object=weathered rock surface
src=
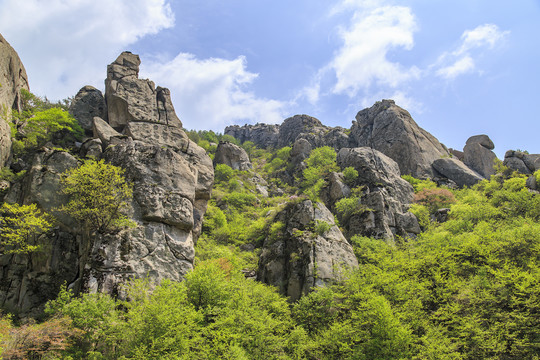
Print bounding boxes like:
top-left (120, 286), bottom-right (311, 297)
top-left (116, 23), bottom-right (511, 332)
top-left (319, 172), bottom-right (351, 209)
top-left (257, 200), bottom-right (358, 301)
top-left (0, 51), bottom-right (214, 315)
top-left (214, 141), bottom-right (252, 171)
top-left (432, 158), bottom-right (484, 187)
top-left (105, 52), bottom-right (181, 129)
top-left (350, 100), bottom-right (449, 178)
top-left (93, 116), bottom-right (122, 147)
top-left (463, 134), bottom-right (498, 178)
top-left (1, 149), bottom-right (80, 316)
top-left (224, 123), bottom-right (279, 149)
top-left (337, 147), bottom-right (420, 239)
top-left (0, 33), bottom-right (29, 167)
top-left (504, 151), bottom-right (540, 175)
top-left (69, 86), bottom-right (107, 133)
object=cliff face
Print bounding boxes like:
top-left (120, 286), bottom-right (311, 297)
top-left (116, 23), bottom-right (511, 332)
top-left (0, 34), bottom-right (29, 167)
top-left (0, 50), bottom-right (213, 316)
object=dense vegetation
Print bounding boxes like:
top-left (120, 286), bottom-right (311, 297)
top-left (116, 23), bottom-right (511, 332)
top-left (2, 125), bottom-right (540, 359)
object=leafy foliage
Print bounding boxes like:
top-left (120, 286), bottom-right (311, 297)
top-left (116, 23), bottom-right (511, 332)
top-left (0, 202), bottom-right (53, 255)
top-left (58, 159), bottom-right (135, 234)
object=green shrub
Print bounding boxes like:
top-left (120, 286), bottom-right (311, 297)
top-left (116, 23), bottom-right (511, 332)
top-left (302, 146), bottom-right (339, 189)
top-left (342, 166), bottom-right (358, 186)
top-left (214, 163), bottom-right (235, 183)
top-left (335, 196), bottom-right (370, 222)
top-left (0, 202), bottom-right (54, 255)
top-left (313, 220), bottom-right (332, 236)
top-left (59, 159), bottom-right (135, 234)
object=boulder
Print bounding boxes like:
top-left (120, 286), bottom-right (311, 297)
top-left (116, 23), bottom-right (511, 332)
top-left (224, 123), bottom-right (280, 149)
top-left (503, 150), bottom-right (540, 175)
top-left (105, 52), bottom-right (181, 129)
top-left (80, 138), bottom-right (103, 159)
top-left (319, 172), bottom-right (351, 209)
top-left (337, 147), bottom-right (419, 239)
top-left (69, 86), bottom-right (107, 133)
top-left (350, 100), bottom-right (449, 178)
top-left (0, 33), bottom-right (29, 167)
top-left (463, 134), bottom-right (498, 178)
top-left (93, 116), bottom-right (122, 147)
top-left (432, 158), bottom-right (484, 187)
top-left (214, 141), bottom-right (252, 171)
top-left (257, 200), bottom-right (358, 301)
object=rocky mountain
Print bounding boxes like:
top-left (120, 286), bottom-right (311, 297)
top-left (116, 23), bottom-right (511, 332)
top-left (0, 50), bottom-right (213, 316)
top-left (2, 32), bottom-right (540, 319)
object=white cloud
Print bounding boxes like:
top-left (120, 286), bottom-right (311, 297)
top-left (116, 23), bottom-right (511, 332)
top-left (434, 24), bottom-right (509, 80)
top-left (141, 53), bottom-right (288, 130)
top-left (302, 3), bottom-right (420, 105)
top-left (331, 5), bottom-right (420, 96)
top-left (0, 0), bottom-right (174, 99)
top-left (436, 56), bottom-right (475, 79)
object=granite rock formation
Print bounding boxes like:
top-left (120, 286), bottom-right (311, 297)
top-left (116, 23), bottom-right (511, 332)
top-left (214, 141), bottom-right (253, 171)
top-left (432, 158), bottom-right (484, 187)
top-left (350, 100), bottom-right (449, 178)
top-left (0, 33), bottom-right (29, 167)
top-left (504, 151), bottom-right (540, 175)
top-left (257, 200), bottom-right (358, 301)
top-left (0, 51), bottom-right (214, 315)
top-left (463, 135), bottom-right (498, 178)
top-left (224, 123), bottom-right (279, 149)
top-left (337, 147), bottom-right (420, 239)
top-left (69, 86), bottom-right (107, 133)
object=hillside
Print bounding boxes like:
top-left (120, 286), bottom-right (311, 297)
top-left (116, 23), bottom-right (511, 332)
top-left (1, 35), bottom-right (540, 359)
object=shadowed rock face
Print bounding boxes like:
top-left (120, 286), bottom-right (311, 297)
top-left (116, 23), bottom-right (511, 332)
top-left (504, 150), bottom-right (540, 175)
top-left (257, 200), bottom-right (358, 302)
top-left (69, 86), bottom-right (107, 133)
top-left (337, 147), bottom-right (420, 239)
top-left (350, 100), bottom-right (449, 178)
top-left (0, 33), bottom-right (29, 167)
top-left (432, 158), bottom-right (483, 187)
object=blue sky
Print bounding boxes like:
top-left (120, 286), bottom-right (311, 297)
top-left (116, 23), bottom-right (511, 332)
top-left (1, 0), bottom-right (539, 157)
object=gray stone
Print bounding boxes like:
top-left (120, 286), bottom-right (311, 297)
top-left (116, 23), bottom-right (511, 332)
top-left (125, 122), bottom-right (189, 152)
top-left (0, 33), bottom-right (29, 167)
top-left (350, 99), bottom-right (449, 178)
top-left (93, 116), bottom-right (122, 147)
top-left (337, 147), bottom-right (419, 239)
top-left (224, 123), bottom-right (280, 149)
top-left (503, 151), bottom-right (540, 175)
top-left (432, 158), bottom-right (484, 187)
top-left (69, 86), bottom-right (107, 132)
top-left (105, 52), bottom-right (181, 130)
top-left (214, 141), bottom-right (252, 171)
top-left (320, 172), bottom-right (351, 209)
top-left (466, 134), bottom-right (495, 150)
top-left (80, 138), bottom-right (103, 159)
top-left (463, 134), bottom-right (498, 178)
top-left (257, 200), bottom-right (358, 301)
top-left (278, 114), bottom-right (328, 148)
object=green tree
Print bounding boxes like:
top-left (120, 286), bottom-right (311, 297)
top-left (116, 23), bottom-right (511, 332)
top-left (0, 202), bottom-right (54, 255)
top-left (58, 159), bottom-right (134, 234)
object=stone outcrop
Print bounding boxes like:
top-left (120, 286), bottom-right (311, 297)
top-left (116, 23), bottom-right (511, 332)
top-left (432, 158), bottom-right (483, 187)
top-left (257, 200), bottom-right (358, 301)
top-left (350, 100), bottom-right (449, 178)
top-left (214, 141), bottom-right (252, 171)
top-left (0, 52), bottom-right (214, 315)
top-left (463, 135), bottom-right (498, 178)
top-left (337, 147), bottom-right (420, 239)
top-left (0, 33), bottom-right (29, 167)
top-left (69, 86), bottom-right (107, 133)
top-left (503, 151), bottom-right (540, 175)
top-left (105, 52), bottom-right (181, 130)
top-left (224, 123), bottom-right (279, 149)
